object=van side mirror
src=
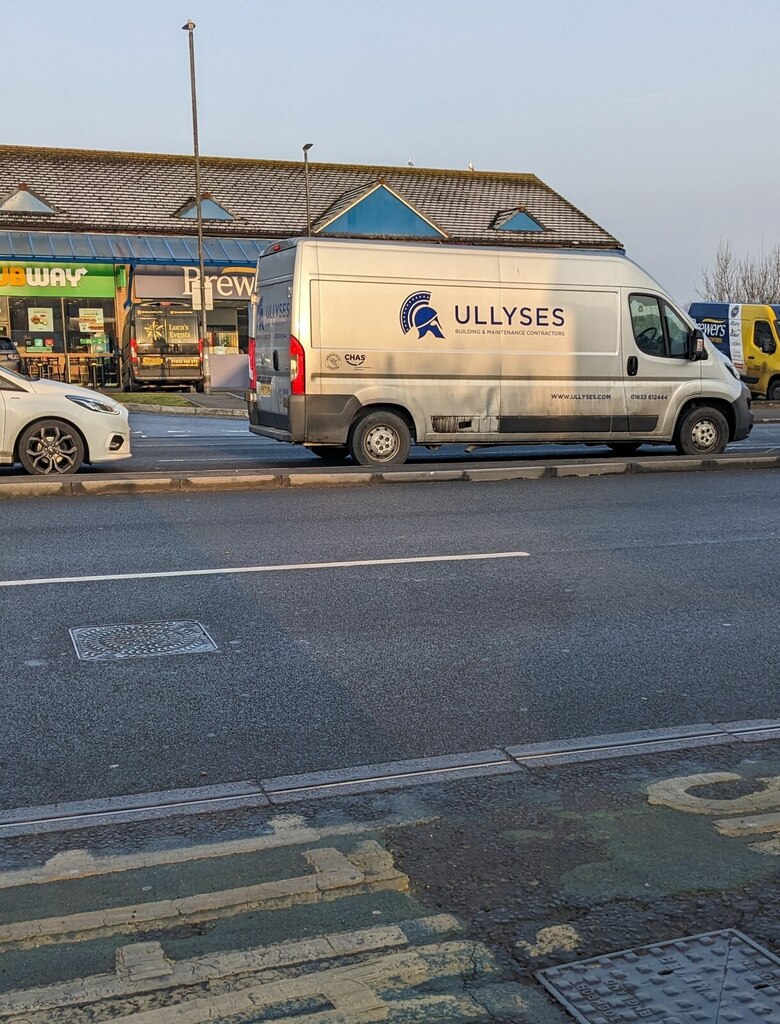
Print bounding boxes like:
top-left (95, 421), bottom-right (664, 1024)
top-left (688, 327), bottom-right (705, 361)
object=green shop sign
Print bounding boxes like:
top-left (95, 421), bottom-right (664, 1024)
top-left (0, 262), bottom-right (116, 298)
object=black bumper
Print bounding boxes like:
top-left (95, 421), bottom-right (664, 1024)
top-left (246, 394), bottom-right (362, 444)
top-left (731, 384), bottom-right (753, 441)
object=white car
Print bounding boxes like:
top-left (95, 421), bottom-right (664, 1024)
top-left (0, 366), bottom-right (131, 475)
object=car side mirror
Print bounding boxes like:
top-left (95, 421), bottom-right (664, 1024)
top-left (688, 327), bottom-right (705, 361)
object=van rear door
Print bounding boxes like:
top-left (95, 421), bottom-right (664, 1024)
top-left (253, 249), bottom-right (295, 437)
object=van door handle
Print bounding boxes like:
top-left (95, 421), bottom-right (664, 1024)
top-left (627, 356), bottom-right (638, 376)
top-left (272, 351), bottom-right (279, 371)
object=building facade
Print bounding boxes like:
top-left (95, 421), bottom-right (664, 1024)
top-left (0, 146), bottom-right (621, 388)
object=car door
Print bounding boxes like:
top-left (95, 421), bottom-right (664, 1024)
top-left (623, 293), bottom-right (701, 437)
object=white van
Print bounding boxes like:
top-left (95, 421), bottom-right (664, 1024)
top-left (246, 238), bottom-right (752, 466)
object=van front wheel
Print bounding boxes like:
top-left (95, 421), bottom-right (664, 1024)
top-left (349, 411), bottom-right (411, 466)
top-left (674, 406), bottom-right (729, 456)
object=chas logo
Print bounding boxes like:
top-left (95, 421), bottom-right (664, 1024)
top-left (400, 291), bottom-right (444, 339)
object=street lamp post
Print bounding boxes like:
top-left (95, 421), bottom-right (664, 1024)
top-left (182, 19), bottom-right (211, 393)
top-left (303, 143), bottom-right (313, 235)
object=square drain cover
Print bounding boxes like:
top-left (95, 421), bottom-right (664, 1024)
top-left (537, 929), bottom-right (780, 1023)
top-left (70, 621), bottom-right (217, 661)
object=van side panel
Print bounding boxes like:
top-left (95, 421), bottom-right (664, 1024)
top-left (498, 279), bottom-right (624, 435)
top-left (312, 278), bottom-right (501, 442)
top-left (307, 241), bottom-right (640, 443)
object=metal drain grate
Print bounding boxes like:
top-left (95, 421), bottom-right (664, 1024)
top-left (70, 621), bottom-right (217, 661)
top-left (537, 929), bottom-right (780, 1023)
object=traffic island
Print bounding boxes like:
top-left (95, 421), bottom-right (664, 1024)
top-left (1, 451), bottom-right (780, 498)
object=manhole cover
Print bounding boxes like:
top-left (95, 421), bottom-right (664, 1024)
top-left (537, 929), bottom-right (780, 1023)
top-left (70, 621), bottom-right (217, 661)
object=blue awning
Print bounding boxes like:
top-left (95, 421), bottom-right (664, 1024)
top-left (0, 230), bottom-right (270, 266)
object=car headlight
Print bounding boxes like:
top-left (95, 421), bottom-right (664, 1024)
top-left (65, 394), bottom-right (121, 415)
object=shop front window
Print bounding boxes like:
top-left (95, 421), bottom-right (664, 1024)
top-left (65, 298), bottom-right (116, 355)
top-left (9, 297), bottom-right (65, 353)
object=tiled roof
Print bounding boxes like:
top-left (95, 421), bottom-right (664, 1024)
top-left (0, 145), bottom-right (621, 250)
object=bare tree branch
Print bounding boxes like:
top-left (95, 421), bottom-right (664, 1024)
top-left (698, 241), bottom-right (780, 302)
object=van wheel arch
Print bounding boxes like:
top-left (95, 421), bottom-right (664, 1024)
top-left (766, 376), bottom-right (780, 401)
top-left (674, 398), bottom-right (735, 444)
top-left (350, 403), bottom-right (417, 442)
top-left (347, 405), bottom-right (416, 466)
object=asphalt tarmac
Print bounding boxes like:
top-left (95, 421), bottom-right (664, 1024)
top-left (1, 468), bottom-right (777, 810)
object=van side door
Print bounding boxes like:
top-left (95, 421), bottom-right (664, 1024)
top-left (623, 293), bottom-right (701, 437)
top-left (499, 283), bottom-right (626, 438)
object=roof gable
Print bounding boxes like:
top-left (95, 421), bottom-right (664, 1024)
top-left (175, 196), bottom-right (233, 221)
top-left (493, 208), bottom-right (544, 233)
top-left (1, 184), bottom-right (56, 214)
top-left (315, 182), bottom-right (445, 238)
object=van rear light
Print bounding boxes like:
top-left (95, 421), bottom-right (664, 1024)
top-left (198, 336), bottom-right (204, 368)
top-left (248, 337), bottom-right (257, 389)
top-left (289, 335), bottom-right (305, 395)
top-left (130, 337), bottom-right (139, 365)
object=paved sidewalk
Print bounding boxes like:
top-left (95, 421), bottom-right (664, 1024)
top-left (1, 738), bottom-right (778, 1021)
top-left (184, 390), bottom-right (246, 412)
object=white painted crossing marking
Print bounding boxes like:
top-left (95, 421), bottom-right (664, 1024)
top-left (0, 551), bottom-right (531, 588)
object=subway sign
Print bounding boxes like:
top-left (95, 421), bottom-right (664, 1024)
top-left (0, 262), bottom-right (116, 297)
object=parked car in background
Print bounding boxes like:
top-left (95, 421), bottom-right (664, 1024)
top-left (0, 337), bottom-right (20, 374)
top-left (121, 302), bottom-right (204, 392)
top-left (0, 365), bottom-right (131, 475)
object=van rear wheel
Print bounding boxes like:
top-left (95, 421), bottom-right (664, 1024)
top-left (674, 406), bottom-right (729, 456)
top-left (349, 411), bottom-right (411, 467)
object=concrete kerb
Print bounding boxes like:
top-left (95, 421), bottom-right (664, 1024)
top-left (122, 403), bottom-right (247, 419)
top-left (1, 453), bottom-right (780, 499)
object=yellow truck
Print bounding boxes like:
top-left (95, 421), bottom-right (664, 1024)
top-left (689, 302), bottom-right (780, 400)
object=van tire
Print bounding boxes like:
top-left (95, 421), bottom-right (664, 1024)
top-left (767, 378), bottom-right (780, 401)
top-left (674, 406), bottom-right (729, 456)
top-left (309, 445), bottom-right (350, 463)
top-left (349, 410), bottom-right (411, 466)
top-left (607, 442), bottom-right (642, 455)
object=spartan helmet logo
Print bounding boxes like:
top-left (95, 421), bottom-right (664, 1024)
top-left (400, 291), bottom-right (445, 339)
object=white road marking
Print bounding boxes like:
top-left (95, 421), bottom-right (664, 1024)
top-left (0, 551), bottom-right (530, 588)
top-left (158, 457), bottom-right (262, 463)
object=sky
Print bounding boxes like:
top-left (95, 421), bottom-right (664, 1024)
top-left (4, 0), bottom-right (778, 304)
